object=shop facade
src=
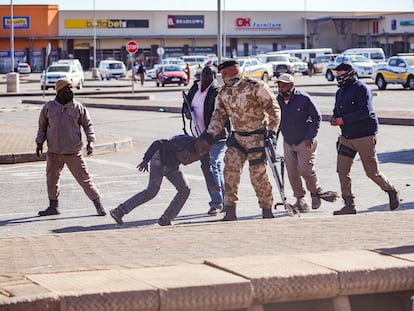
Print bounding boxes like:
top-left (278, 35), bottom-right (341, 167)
top-left (0, 5), bottom-right (413, 73)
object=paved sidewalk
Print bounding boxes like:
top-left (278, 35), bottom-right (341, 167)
top-left (1, 86), bottom-right (414, 310)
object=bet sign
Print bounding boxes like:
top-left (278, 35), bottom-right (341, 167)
top-left (126, 40), bottom-right (138, 54)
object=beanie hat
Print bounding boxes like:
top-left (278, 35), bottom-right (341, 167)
top-left (55, 78), bottom-right (72, 93)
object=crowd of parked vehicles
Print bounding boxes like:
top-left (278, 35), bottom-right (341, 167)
top-left (34, 47), bottom-right (414, 91)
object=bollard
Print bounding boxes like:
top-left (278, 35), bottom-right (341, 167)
top-left (92, 67), bottom-right (100, 80)
top-left (6, 72), bottom-right (20, 93)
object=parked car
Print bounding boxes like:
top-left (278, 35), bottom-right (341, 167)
top-left (98, 60), bottom-right (126, 80)
top-left (323, 54), bottom-right (375, 81)
top-left (237, 57), bottom-right (273, 82)
top-left (371, 54), bottom-right (414, 90)
top-left (289, 56), bottom-right (308, 75)
top-left (256, 54), bottom-right (295, 78)
top-left (40, 64), bottom-right (83, 90)
top-left (17, 62), bottom-right (31, 74)
top-left (56, 59), bottom-right (85, 84)
top-left (312, 54), bottom-right (339, 73)
top-left (148, 58), bottom-right (186, 80)
top-left (156, 65), bottom-right (188, 87)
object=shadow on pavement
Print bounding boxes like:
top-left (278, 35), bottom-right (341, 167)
top-left (377, 149), bottom-right (414, 165)
top-left (363, 201), bottom-right (414, 213)
top-left (375, 244), bottom-right (414, 255)
top-left (0, 214), bottom-right (98, 226)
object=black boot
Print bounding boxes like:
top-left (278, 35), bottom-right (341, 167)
top-left (222, 206), bottom-right (237, 221)
top-left (333, 196), bottom-right (356, 215)
top-left (386, 188), bottom-right (400, 211)
top-left (93, 197), bottom-right (106, 216)
top-left (262, 208), bottom-right (274, 219)
top-left (38, 199), bottom-right (59, 216)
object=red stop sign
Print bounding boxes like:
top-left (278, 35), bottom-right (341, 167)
top-left (126, 40), bottom-right (138, 54)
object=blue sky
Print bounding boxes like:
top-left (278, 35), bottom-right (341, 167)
top-left (9, 0), bottom-right (414, 12)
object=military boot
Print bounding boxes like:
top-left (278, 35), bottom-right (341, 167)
top-left (333, 196), bottom-right (356, 215)
top-left (262, 208), bottom-right (274, 219)
top-left (93, 197), bottom-right (106, 216)
top-left (222, 206), bottom-right (237, 221)
top-left (386, 188), bottom-right (400, 211)
top-left (38, 199), bottom-right (60, 216)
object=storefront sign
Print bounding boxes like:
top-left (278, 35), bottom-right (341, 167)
top-left (400, 20), bottom-right (414, 26)
top-left (2, 16), bottom-right (30, 29)
top-left (235, 17), bottom-right (281, 30)
top-left (167, 15), bottom-right (204, 29)
top-left (65, 19), bottom-right (149, 29)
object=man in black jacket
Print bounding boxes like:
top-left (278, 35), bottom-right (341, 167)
top-left (330, 62), bottom-right (399, 215)
top-left (110, 135), bottom-right (217, 226)
top-left (183, 65), bottom-right (230, 215)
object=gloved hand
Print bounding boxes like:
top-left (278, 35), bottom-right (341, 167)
top-left (36, 143), bottom-right (43, 157)
top-left (86, 141), bottom-right (94, 156)
top-left (198, 131), bottom-right (214, 145)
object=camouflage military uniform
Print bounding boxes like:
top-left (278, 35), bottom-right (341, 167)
top-left (207, 78), bottom-right (280, 210)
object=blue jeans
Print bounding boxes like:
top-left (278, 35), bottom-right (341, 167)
top-left (205, 141), bottom-right (226, 209)
top-left (118, 151), bottom-right (190, 221)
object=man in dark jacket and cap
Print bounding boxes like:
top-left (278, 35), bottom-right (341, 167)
top-left (110, 135), bottom-right (217, 226)
top-left (330, 62), bottom-right (400, 215)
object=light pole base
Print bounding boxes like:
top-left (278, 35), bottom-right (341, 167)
top-left (92, 67), bottom-right (100, 80)
top-left (6, 72), bottom-right (20, 93)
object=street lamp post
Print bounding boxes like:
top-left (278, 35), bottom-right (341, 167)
top-left (91, 0), bottom-right (99, 79)
top-left (217, 0), bottom-right (222, 66)
top-left (10, 0), bottom-right (14, 72)
top-left (6, 0), bottom-right (19, 93)
top-left (304, 0), bottom-right (308, 49)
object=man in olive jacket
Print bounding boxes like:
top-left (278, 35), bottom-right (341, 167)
top-left (36, 78), bottom-right (106, 217)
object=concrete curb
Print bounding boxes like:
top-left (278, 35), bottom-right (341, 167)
top-left (2, 249), bottom-right (413, 311)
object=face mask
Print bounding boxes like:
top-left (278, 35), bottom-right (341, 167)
top-left (337, 69), bottom-right (355, 88)
top-left (223, 73), bottom-right (241, 87)
top-left (58, 90), bottom-right (73, 105)
top-left (280, 90), bottom-right (292, 98)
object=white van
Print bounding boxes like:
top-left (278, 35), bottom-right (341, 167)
top-left (98, 60), bottom-right (126, 80)
top-left (56, 59), bottom-right (85, 85)
top-left (342, 48), bottom-right (386, 63)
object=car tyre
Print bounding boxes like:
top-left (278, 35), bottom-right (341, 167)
top-left (376, 74), bottom-right (387, 90)
top-left (407, 76), bottom-right (414, 90)
top-left (326, 70), bottom-right (334, 81)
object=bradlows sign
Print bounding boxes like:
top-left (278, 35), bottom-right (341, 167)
top-left (168, 15), bottom-right (204, 29)
top-left (236, 17), bottom-right (281, 30)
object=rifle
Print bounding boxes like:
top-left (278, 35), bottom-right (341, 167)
top-left (264, 135), bottom-right (299, 217)
top-left (182, 90), bottom-right (202, 136)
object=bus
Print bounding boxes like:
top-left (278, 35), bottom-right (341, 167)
top-left (268, 48), bottom-right (333, 61)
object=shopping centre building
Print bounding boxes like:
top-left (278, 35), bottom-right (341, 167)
top-left (0, 4), bottom-right (413, 73)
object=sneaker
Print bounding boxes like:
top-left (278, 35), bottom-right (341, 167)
top-left (110, 208), bottom-right (124, 225)
top-left (294, 197), bottom-right (310, 212)
top-left (158, 215), bottom-right (171, 226)
top-left (387, 188), bottom-right (400, 211)
top-left (207, 207), bottom-right (221, 215)
top-left (311, 193), bottom-right (322, 210)
top-left (38, 206), bottom-right (60, 216)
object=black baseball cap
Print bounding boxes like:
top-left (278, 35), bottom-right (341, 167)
top-left (218, 60), bottom-right (239, 72)
top-left (334, 62), bottom-right (353, 71)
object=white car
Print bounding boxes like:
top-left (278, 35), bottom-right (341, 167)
top-left (40, 64), bottom-right (84, 90)
top-left (289, 56), bottom-right (308, 75)
top-left (98, 60), bottom-right (126, 80)
top-left (17, 63), bottom-right (31, 74)
top-left (323, 54), bottom-right (375, 81)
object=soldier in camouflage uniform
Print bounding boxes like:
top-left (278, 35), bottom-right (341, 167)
top-left (200, 60), bottom-right (281, 221)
